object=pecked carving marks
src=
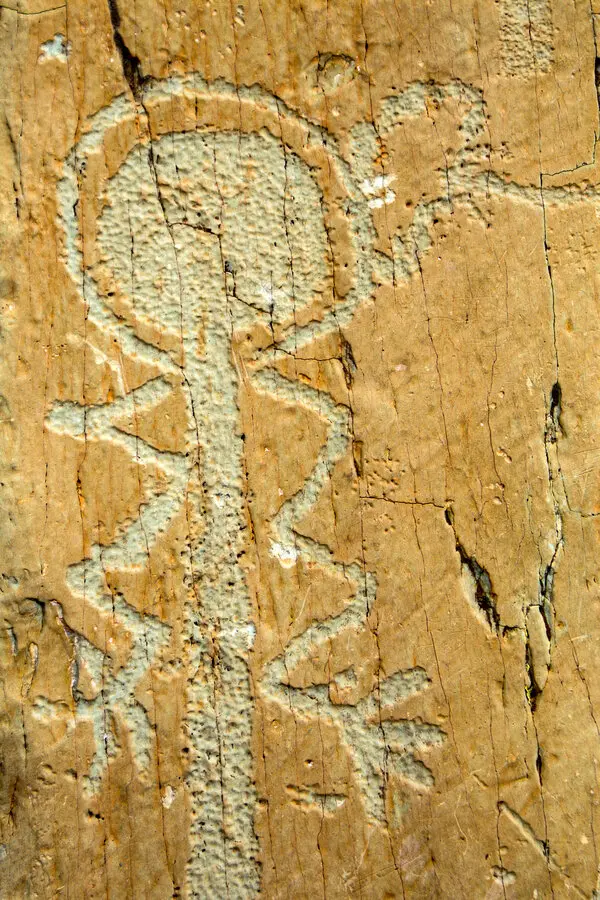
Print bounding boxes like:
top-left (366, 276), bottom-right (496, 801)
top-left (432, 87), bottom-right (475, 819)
top-left (272, 662), bottom-right (445, 823)
top-left (499, 0), bottom-right (554, 76)
top-left (54, 99), bottom-right (354, 894)
top-left (97, 130), bottom-right (331, 336)
top-left (53, 79), bottom-right (447, 894)
top-left (49, 72), bottom-right (597, 893)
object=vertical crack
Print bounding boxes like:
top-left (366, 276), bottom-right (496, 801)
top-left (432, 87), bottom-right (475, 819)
top-left (541, 381), bottom-right (564, 649)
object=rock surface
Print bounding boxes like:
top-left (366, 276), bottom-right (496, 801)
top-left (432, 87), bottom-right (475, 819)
top-left (1, 0), bottom-right (600, 897)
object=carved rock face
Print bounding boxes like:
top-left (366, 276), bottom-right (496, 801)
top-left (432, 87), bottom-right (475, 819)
top-left (37, 62), bottom-right (595, 895)
top-left (88, 123), bottom-right (445, 892)
top-left (6, 3), bottom-right (600, 897)
top-left (97, 130), bottom-right (332, 332)
top-left (93, 128), bottom-right (334, 893)
top-left (48, 91), bottom-right (450, 894)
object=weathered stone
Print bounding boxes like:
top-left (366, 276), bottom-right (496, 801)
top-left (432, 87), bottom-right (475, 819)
top-left (1, 1), bottom-right (600, 897)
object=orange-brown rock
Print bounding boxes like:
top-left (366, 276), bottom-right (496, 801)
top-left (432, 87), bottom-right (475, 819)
top-left (2, 1), bottom-right (600, 897)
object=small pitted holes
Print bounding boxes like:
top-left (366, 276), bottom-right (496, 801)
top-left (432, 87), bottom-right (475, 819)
top-left (499, 0), bottom-right (553, 76)
top-left (50, 74), bottom-right (590, 893)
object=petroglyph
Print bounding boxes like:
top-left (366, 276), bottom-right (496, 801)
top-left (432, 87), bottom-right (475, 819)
top-left (47, 73), bottom-right (600, 895)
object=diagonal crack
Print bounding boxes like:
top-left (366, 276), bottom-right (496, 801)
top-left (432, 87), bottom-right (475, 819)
top-left (107, 0), bottom-right (146, 100)
top-left (445, 507), bottom-right (500, 632)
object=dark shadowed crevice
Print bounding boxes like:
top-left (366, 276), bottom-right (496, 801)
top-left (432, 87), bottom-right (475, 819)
top-left (107, 0), bottom-right (145, 100)
top-left (445, 507), bottom-right (500, 632)
top-left (525, 636), bottom-right (542, 712)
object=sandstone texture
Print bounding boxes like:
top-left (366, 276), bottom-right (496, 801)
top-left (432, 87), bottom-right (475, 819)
top-left (2, 1), bottom-right (600, 897)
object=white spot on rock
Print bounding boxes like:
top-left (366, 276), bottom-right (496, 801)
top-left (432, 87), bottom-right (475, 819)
top-left (39, 34), bottom-right (71, 63)
top-left (270, 541), bottom-right (298, 568)
top-left (361, 174), bottom-right (396, 208)
top-left (162, 785), bottom-right (175, 809)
